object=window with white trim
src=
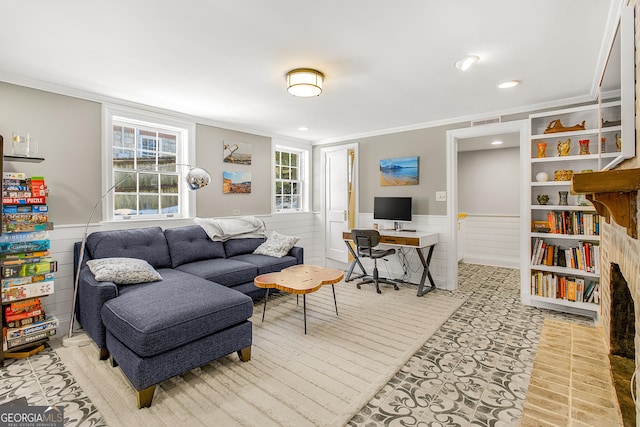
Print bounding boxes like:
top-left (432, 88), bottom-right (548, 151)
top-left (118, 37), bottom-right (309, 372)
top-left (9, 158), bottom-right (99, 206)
top-left (103, 105), bottom-right (194, 221)
top-left (274, 145), bottom-right (309, 212)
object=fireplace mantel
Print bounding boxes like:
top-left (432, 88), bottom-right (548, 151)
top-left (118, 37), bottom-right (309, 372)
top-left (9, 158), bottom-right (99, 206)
top-left (571, 168), bottom-right (640, 239)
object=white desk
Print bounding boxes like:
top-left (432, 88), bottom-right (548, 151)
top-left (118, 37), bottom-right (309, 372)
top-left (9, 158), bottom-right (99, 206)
top-left (342, 230), bottom-right (439, 297)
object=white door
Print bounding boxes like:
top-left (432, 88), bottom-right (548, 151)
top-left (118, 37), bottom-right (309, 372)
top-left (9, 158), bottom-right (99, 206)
top-left (324, 146), bottom-right (353, 263)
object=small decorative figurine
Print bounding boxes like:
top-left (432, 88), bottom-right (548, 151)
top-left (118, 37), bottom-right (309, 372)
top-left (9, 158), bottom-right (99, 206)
top-left (544, 119), bottom-right (586, 134)
top-left (616, 134), bottom-right (622, 152)
top-left (537, 142), bottom-right (547, 158)
top-left (579, 139), bottom-right (590, 155)
top-left (537, 194), bottom-right (549, 205)
top-left (557, 138), bottom-right (571, 156)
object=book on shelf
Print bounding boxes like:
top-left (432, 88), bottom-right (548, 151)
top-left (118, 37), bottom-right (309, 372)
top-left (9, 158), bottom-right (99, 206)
top-left (530, 238), bottom-right (599, 273)
top-left (0, 250), bottom-right (50, 262)
top-left (1, 280), bottom-right (54, 303)
top-left (1, 197), bottom-right (46, 205)
top-left (6, 313), bottom-right (45, 329)
top-left (1, 258), bottom-right (57, 278)
top-left (0, 240), bottom-right (50, 255)
top-left (5, 314), bottom-right (57, 340)
top-left (2, 204), bottom-right (48, 214)
top-left (2, 172), bottom-right (27, 180)
top-left (530, 271), bottom-right (598, 304)
top-left (545, 211), bottom-right (599, 236)
top-left (2, 273), bottom-right (54, 288)
top-left (3, 328), bottom-right (56, 351)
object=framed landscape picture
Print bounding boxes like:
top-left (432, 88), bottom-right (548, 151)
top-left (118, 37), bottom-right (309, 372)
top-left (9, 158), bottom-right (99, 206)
top-left (379, 156), bottom-right (419, 186)
top-left (223, 171), bottom-right (252, 194)
top-left (223, 141), bottom-right (252, 165)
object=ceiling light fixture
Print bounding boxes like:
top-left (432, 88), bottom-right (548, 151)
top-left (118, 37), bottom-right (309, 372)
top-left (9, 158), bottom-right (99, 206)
top-left (498, 80), bottom-right (521, 89)
top-left (454, 55), bottom-right (479, 71)
top-left (286, 68), bottom-right (324, 97)
top-left (491, 140), bottom-right (504, 145)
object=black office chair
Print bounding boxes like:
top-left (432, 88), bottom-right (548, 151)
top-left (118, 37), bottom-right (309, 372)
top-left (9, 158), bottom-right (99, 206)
top-left (351, 229), bottom-right (399, 294)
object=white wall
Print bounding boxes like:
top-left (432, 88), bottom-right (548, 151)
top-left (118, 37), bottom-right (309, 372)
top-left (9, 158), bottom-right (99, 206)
top-left (457, 147), bottom-right (521, 267)
top-left (458, 147), bottom-right (520, 215)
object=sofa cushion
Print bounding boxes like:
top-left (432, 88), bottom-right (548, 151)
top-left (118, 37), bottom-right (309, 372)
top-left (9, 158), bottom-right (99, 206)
top-left (175, 258), bottom-right (257, 287)
top-left (253, 231), bottom-right (300, 258)
top-left (224, 237), bottom-right (266, 258)
top-left (85, 227), bottom-right (172, 269)
top-left (87, 257), bottom-right (163, 285)
top-left (230, 254), bottom-right (298, 275)
top-left (164, 225), bottom-right (225, 267)
top-left (101, 269), bottom-right (253, 357)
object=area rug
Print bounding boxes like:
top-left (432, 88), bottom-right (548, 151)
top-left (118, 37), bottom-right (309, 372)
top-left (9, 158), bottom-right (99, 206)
top-left (55, 282), bottom-right (462, 427)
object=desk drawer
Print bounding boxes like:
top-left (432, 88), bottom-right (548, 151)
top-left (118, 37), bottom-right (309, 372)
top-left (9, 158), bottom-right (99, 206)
top-left (380, 236), bottom-right (419, 246)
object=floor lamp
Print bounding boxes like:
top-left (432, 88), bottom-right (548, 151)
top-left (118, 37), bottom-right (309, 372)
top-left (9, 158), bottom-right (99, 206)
top-left (63, 165), bottom-right (211, 346)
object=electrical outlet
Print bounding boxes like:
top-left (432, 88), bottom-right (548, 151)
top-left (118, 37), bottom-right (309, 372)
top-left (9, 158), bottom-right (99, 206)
top-left (435, 191), bottom-right (447, 202)
top-left (233, 209), bottom-right (240, 215)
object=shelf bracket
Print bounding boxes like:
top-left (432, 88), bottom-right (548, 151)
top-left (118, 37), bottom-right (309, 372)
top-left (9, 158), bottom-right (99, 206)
top-left (572, 168), bottom-right (640, 239)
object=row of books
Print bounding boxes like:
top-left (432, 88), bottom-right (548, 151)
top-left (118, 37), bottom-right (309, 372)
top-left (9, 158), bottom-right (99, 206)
top-left (1, 174), bottom-right (56, 353)
top-left (545, 211), bottom-right (599, 236)
top-left (530, 271), bottom-right (600, 304)
top-left (2, 173), bottom-right (46, 198)
top-left (2, 298), bottom-right (58, 351)
top-left (530, 238), bottom-right (600, 273)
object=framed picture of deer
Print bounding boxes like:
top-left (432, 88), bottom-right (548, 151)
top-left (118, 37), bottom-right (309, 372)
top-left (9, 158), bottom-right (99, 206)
top-left (223, 141), bottom-right (252, 165)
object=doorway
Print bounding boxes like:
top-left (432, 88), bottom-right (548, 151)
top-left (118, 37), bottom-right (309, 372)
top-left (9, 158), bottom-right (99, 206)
top-left (322, 144), bottom-right (358, 266)
top-left (445, 120), bottom-right (529, 291)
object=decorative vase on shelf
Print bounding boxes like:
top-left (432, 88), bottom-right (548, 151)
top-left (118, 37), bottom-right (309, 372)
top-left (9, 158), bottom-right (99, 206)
top-left (601, 137), bottom-right (606, 153)
top-left (559, 191), bottom-right (569, 206)
top-left (579, 139), bottom-right (590, 155)
top-left (557, 138), bottom-right (571, 156)
top-left (537, 142), bottom-right (547, 158)
top-left (537, 194), bottom-right (549, 205)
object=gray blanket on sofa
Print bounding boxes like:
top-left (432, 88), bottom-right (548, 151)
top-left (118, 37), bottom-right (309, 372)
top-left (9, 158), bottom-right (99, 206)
top-left (194, 216), bottom-right (267, 241)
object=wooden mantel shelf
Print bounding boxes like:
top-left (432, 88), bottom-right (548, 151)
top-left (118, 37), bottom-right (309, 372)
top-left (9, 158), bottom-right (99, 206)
top-left (571, 168), bottom-right (640, 239)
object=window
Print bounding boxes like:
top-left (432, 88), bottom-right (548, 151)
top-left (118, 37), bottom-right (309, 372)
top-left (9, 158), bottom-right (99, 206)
top-left (103, 105), bottom-right (195, 221)
top-left (274, 144), bottom-right (309, 213)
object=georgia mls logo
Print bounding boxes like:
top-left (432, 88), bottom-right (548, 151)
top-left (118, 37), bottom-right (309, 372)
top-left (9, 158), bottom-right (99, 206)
top-left (0, 404), bottom-right (64, 427)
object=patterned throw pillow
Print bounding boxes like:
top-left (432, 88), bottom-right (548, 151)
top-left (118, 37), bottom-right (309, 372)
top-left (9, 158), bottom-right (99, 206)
top-left (86, 257), bottom-right (163, 285)
top-left (253, 231), bottom-right (300, 258)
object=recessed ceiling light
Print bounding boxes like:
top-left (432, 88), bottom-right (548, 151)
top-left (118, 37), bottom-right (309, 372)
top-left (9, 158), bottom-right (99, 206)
top-left (498, 80), bottom-right (521, 89)
top-left (454, 55), bottom-right (479, 71)
top-left (298, 126), bottom-right (309, 131)
top-left (491, 140), bottom-right (503, 145)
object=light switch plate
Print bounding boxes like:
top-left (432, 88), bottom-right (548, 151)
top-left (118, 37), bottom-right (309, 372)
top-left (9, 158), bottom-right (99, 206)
top-left (436, 191), bottom-right (447, 202)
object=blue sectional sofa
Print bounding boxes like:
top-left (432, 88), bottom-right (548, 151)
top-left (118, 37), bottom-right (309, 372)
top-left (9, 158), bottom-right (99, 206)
top-left (74, 225), bottom-right (303, 408)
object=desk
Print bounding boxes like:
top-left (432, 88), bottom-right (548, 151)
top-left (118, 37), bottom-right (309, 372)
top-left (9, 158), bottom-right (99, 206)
top-left (342, 230), bottom-right (438, 297)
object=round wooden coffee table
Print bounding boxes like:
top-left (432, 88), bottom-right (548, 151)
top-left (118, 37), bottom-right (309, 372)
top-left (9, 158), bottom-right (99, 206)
top-left (254, 265), bottom-right (344, 334)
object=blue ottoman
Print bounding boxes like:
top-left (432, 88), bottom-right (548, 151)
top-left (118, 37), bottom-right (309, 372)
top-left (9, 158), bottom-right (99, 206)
top-left (101, 271), bottom-right (253, 408)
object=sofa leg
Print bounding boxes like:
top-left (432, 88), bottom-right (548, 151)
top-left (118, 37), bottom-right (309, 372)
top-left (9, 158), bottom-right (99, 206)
top-left (237, 345), bottom-right (251, 362)
top-left (109, 354), bottom-right (118, 368)
top-left (99, 348), bottom-right (109, 360)
top-left (136, 385), bottom-right (156, 409)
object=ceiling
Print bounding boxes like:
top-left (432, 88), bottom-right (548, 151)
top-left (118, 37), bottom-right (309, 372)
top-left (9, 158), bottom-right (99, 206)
top-left (0, 0), bottom-right (617, 144)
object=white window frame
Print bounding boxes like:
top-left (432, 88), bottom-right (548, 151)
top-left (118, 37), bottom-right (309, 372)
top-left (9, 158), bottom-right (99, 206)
top-left (272, 139), bottom-right (311, 213)
top-left (102, 104), bottom-right (196, 221)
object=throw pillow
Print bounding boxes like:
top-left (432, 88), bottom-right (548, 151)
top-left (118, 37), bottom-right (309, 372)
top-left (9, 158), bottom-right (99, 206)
top-left (86, 257), bottom-right (163, 285)
top-left (253, 231), bottom-right (300, 258)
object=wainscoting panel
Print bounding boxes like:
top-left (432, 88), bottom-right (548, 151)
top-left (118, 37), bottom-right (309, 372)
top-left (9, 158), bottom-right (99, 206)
top-left (458, 214), bottom-right (520, 268)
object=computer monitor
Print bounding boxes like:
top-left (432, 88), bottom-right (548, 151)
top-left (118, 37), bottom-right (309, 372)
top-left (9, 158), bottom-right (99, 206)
top-left (373, 196), bottom-right (412, 231)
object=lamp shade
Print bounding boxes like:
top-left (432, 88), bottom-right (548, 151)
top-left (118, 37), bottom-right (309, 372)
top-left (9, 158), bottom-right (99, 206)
top-left (286, 68), bottom-right (324, 97)
top-left (185, 166), bottom-right (211, 190)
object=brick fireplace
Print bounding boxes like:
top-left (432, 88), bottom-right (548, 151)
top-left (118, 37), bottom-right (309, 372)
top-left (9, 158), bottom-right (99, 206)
top-left (599, 204), bottom-right (640, 421)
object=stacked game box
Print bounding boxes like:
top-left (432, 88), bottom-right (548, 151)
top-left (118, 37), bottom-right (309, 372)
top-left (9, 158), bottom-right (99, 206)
top-left (1, 173), bottom-right (57, 352)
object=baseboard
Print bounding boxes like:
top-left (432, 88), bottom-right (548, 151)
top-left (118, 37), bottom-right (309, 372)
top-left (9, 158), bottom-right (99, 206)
top-left (461, 256), bottom-right (519, 269)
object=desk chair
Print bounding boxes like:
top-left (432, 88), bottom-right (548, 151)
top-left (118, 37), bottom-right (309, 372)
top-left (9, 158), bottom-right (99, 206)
top-left (351, 229), bottom-right (399, 294)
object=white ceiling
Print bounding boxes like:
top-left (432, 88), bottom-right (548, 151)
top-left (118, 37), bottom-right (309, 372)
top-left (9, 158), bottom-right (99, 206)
top-left (0, 0), bottom-right (617, 144)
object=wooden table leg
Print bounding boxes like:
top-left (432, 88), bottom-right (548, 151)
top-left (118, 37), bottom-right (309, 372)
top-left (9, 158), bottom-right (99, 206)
top-left (303, 294), bottom-right (307, 334)
top-left (332, 285), bottom-right (338, 315)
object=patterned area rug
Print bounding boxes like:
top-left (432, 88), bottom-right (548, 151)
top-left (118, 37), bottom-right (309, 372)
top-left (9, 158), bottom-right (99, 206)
top-left (55, 281), bottom-right (462, 426)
